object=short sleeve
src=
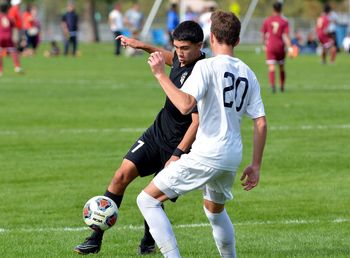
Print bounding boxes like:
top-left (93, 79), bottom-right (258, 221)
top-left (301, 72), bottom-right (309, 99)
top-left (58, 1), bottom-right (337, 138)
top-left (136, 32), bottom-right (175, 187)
top-left (181, 61), bottom-right (208, 102)
top-left (245, 73), bottom-right (265, 119)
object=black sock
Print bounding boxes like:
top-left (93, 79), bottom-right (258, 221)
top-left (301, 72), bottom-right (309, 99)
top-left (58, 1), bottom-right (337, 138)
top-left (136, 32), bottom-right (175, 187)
top-left (104, 190), bottom-right (123, 208)
top-left (91, 229), bottom-right (104, 240)
top-left (141, 220), bottom-right (155, 246)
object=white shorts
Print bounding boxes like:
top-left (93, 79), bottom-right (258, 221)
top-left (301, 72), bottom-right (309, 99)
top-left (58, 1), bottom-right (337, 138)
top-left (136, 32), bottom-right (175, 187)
top-left (153, 154), bottom-right (236, 204)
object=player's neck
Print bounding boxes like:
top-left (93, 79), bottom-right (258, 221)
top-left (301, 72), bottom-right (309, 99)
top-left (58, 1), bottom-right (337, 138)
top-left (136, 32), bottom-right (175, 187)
top-left (212, 45), bottom-right (234, 57)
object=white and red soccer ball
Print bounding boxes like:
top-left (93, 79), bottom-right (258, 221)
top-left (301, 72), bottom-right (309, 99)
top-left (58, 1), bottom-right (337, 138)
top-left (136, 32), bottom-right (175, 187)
top-left (83, 196), bottom-right (118, 231)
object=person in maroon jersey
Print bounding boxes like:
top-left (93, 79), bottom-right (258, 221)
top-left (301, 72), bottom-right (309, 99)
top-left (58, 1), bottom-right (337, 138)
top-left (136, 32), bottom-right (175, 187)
top-left (316, 4), bottom-right (336, 65)
top-left (261, 2), bottom-right (291, 93)
top-left (0, 3), bottom-right (22, 76)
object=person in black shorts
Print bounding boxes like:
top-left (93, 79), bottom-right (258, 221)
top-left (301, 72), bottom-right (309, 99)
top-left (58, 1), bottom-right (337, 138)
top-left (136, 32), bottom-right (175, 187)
top-left (74, 21), bottom-right (204, 256)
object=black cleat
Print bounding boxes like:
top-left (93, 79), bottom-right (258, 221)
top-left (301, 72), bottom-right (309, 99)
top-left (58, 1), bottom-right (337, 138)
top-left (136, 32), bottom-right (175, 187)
top-left (74, 236), bottom-right (102, 255)
top-left (137, 243), bottom-right (156, 255)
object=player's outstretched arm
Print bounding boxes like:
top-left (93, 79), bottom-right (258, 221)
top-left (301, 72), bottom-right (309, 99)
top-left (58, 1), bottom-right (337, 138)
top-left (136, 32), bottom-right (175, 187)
top-left (116, 35), bottom-right (174, 66)
top-left (240, 116), bottom-right (267, 191)
top-left (148, 51), bottom-right (196, 115)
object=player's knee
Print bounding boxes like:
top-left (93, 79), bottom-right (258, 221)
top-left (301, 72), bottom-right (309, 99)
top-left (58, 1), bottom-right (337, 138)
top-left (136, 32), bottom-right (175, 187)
top-left (137, 191), bottom-right (161, 210)
top-left (111, 168), bottom-right (137, 188)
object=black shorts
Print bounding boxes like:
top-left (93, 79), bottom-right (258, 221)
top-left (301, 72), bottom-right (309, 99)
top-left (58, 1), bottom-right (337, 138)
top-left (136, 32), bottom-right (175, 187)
top-left (124, 133), bottom-right (173, 177)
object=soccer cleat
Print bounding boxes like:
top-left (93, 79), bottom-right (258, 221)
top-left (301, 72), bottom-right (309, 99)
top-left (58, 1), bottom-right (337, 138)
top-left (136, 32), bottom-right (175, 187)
top-left (137, 243), bottom-right (156, 255)
top-left (74, 236), bottom-right (102, 255)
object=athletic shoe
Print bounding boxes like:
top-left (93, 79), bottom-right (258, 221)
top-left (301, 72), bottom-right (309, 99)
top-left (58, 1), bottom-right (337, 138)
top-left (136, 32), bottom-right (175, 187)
top-left (137, 243), bottom-right (156, 255)
top-left (74, 237), bottom-right (102, 255)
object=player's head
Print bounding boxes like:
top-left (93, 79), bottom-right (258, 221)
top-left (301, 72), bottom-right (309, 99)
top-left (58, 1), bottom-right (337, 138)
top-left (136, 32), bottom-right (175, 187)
top-left (210, 10), bottom-right (240, 47)
top-left (273, 2), bottom-right (283, 13)
top-left (172, 21), bottom-right (203, 65)
top-left (173, 21), bottom-right (203, 44)
top-left (324, 4), bottom-right (331, 14)
top-left (0, 3), bottom-right (8, 13)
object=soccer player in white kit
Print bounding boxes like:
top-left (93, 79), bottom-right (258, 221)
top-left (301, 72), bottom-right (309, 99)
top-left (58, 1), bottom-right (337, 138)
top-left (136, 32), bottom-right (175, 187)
top-left (137, 10), bottom-right (267, 258)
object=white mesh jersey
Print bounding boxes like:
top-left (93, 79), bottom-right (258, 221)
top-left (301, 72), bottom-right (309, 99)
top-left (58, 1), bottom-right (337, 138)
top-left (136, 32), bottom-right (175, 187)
top-left (181, 55), bottom-right (265, 171)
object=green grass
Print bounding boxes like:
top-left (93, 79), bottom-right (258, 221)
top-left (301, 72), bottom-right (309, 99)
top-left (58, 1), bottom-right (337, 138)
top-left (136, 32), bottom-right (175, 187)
top-left (0, 43), bottom-right (349, 257)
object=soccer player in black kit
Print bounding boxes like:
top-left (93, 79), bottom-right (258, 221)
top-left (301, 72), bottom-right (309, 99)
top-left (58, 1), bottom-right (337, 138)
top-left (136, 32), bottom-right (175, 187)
top-left (74, 21), bottom-right (204, 255)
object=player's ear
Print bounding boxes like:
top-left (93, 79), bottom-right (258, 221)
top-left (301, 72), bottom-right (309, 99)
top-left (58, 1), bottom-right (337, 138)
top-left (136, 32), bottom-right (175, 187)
top-left (210, 33), bottom-right (214, 45)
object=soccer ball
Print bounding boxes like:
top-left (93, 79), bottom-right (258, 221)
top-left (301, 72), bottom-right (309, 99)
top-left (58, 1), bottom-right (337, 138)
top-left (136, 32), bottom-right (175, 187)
top-left (83, 196), bottom-right (118, 231)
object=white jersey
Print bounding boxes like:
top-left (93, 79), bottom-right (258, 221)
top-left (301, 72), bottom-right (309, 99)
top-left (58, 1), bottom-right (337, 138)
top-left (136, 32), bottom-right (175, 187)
top-left (181, 55), bottom-right (265, 171)
top-left (109, 9), bottom-right (123, 32)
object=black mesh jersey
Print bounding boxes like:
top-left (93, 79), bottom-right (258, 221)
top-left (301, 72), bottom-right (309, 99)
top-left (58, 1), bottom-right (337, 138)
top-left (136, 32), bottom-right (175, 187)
top-left (143, 51), bottom-right (205, 153)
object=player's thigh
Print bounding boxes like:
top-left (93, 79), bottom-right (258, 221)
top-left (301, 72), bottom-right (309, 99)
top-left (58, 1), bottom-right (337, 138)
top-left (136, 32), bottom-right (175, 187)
top-left (124, 134), bottom-right (170, 177)
top-left (153, 154), bottom-right (230, 199)
top-left (203, 170), bottom-right (236, 204)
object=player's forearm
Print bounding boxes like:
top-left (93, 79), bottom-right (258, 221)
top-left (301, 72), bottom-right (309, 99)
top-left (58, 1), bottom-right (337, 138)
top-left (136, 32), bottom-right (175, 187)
top-left (157, 74), bottom-right (196, 115)
top-left (251, 116), bottom-right (267, 169)
top-left (132, 42), bottom-right (173, 66)
top-left (176, 113), bottom-right (199, 152)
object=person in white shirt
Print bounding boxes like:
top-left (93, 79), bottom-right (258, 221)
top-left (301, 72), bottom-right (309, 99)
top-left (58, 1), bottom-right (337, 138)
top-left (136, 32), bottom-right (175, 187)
top-left (109, 2), bottom-right (123, 55)
top-left (343, 33), bottom-right (350, 53)
top-left (124, 2), bottom-right (143, 34)
top-left (137, 10), bottom-right (267, 258)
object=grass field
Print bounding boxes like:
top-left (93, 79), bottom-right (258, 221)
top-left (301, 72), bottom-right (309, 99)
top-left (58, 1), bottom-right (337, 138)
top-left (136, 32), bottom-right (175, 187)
top-left (0, 43), bottom-right (349, 258)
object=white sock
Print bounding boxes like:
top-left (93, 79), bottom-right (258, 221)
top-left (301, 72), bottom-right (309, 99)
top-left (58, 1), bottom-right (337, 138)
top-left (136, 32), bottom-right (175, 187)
top-left (137, 191), bottom-right (181, 258)
top-left (204, 206), bottom-right (236, 258)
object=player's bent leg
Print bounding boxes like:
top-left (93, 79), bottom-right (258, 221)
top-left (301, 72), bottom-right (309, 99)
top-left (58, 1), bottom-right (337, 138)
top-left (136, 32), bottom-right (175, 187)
top-left (137, 190), bottom-right (180, 257)
top-left (204, 201), bottom-right (236, 258)
top-left (74, 159), bottom-right (140, 255)
top-left (108, 159), bottom-right (140, 196)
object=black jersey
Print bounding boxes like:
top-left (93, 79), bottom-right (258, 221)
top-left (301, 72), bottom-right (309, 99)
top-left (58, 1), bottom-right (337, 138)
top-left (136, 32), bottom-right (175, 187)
top-left (144, 51), bottom-right (205, 153)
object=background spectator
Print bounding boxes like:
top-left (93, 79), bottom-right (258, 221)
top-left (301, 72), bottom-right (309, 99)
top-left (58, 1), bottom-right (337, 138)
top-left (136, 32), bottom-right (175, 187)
top-left (166, 3), bottom-right (179, 48)
top-left (124, 1), bottom-right (143, 36)
top-left (61, 1), bottom-right (79, 56)
top-left (109, 2), bottom-right (123, 56)
top-left (8, 0), bottom-right (22, 48)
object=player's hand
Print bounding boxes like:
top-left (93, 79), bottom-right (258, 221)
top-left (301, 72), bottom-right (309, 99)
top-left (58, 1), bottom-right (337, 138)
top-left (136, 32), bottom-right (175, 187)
top-left (148, 51), bottom-right (166, 79)
top-left (240, 165), bottom-right (260, 191)
top-left (165, 155), bottom-right (180, 167)
top-left (287, 46), bottom-right (294, 58)
top-left (116, 35), bottom-right (139, 49)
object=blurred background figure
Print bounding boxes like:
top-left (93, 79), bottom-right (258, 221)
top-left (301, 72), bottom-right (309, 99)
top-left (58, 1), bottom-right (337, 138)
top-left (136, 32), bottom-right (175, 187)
top-left (229, 0), bottom-right (240, 18)
top-left (166, 3), bottom-right (179, 49)
top-left (342, 32), bottom-right (350, 53)
top-left (261, 2), bottom-right (291, 93)
top-left (8, 0), bottom-right (22, 49)
top-left (199, 4), bottom-right (216, 50)
top-left (290, 29), bottom-right (304, 57)
top-left (61, 1), bottom-right (79, 56)
top-left (327, 4), bottom-right (339, 51)
top-left (22, 4), bottom-right (40, 56)
top-left (304, 32), bottom-right (318, 54)
top-left (44, 40), bottom-right (60, 58)
top-left (316, 4), bottom-right (337, 64)
top-left (109, 2), bottom-right (123, 56)
top-left (124, 1), bottom-right (143, 37)
top-left (0, 3), bottom-right (22, 76)
top-left (184, 6), bottom-right (198, 22)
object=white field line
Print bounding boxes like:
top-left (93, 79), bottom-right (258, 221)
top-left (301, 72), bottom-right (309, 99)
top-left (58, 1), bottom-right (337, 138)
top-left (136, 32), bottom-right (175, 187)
top-left (0, 218), bottom-right (349, 234)
top-left (1, 124), bottom-right (350, 136)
